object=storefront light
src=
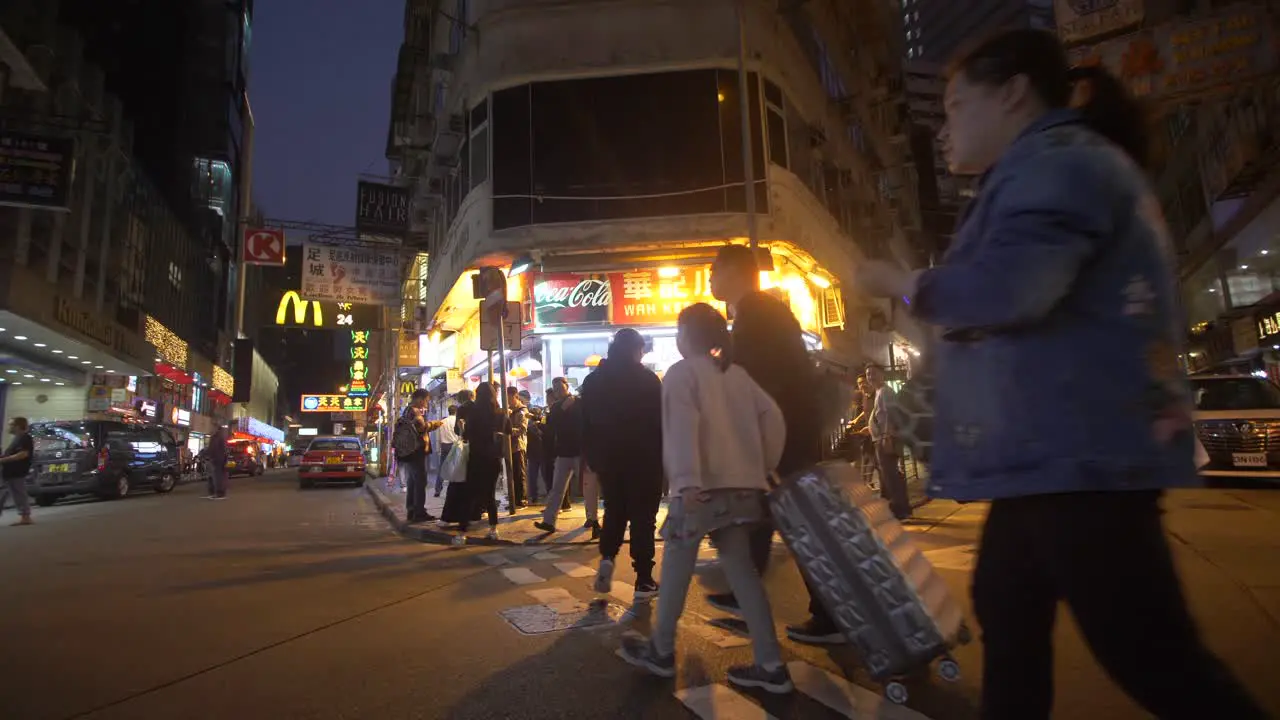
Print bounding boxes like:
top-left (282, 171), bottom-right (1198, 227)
top-left (806, 272), bottom-right (831, 289)
top-left (658, 266), bottom-right (681, 278)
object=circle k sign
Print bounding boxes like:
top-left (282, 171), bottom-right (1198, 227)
top-left (243, 227), bottom-right (286, 265)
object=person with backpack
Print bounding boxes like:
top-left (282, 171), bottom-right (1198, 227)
top-left (395, 389), bottom-right (444, 523)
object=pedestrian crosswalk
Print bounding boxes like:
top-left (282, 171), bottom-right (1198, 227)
top-left (479, 547), bottom-right (945, 719)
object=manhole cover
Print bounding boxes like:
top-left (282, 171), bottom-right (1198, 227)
top-left (499, 598), bottom-right (626, 635)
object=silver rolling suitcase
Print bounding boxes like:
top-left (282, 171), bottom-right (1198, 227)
top-left (769, 461), bottom-right (970, 705)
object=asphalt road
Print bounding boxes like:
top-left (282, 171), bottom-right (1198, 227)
top-left (0, 469), bottom-right (1276, 720)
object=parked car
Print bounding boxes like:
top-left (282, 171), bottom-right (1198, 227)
top-left (226, 440), bottom-right (265, 477)
top-left (287, 449), bottom-right (304, 468)
top-left (1191, 374), bottom-right (1280, 481)
top-left (298, 436), bottom-right (366, 488)
top-left (27, 420), bottom-right (182, 506)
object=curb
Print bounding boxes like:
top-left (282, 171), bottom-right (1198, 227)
top-left (364, 482), bottom-right (523, 547)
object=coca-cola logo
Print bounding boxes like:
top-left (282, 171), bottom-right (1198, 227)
top-left (534, 279), bottom-right (611, 309)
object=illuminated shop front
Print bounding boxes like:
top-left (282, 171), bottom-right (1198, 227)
top-left (432, 247), bottom-right (837, 408)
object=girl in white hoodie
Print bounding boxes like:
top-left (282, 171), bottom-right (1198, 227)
top-left (616, 303), bottom-right (793, 694)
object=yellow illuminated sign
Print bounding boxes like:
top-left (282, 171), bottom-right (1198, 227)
top-left (276, 291), bottom-right (324, 327)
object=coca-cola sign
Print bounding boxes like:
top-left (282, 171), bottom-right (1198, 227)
top-left (532, 273), bottom-right (612, 327)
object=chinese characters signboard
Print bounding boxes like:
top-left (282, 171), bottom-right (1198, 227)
top-left (0, 131), bottom-right (75, 211)
top-left (271, 290), bottom-right (382, 329)
top-left (300, 394), bottom-right (369, 413)
top-left (355, 181), bottom-right (410, 235)
top-left (1069, 7), bottom-right (1277, 102)
top-left (348, 330), bottom-right (371, 397)
top-left (1054, 0), bottom-right (1143, 45)
top-left (532, 268), bottom-right (722, 328)
top-left (300, 241), bottom-right (403, 306)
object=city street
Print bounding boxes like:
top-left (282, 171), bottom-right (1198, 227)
top-left (1, 469), bottom-right (1278, 719)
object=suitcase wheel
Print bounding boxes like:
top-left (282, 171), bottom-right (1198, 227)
top-left (937, 657), bottom-right (961, 683)
top-left (884, 681), bottom-right (910, 705)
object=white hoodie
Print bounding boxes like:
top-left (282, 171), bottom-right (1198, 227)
top-left (662, 354), bottom-right (786, 494)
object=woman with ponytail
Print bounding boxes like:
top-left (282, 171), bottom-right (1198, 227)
top-left (856, 28), bottom-right (1265, 719)
top-left (615, 303), bottom-right (793, 694)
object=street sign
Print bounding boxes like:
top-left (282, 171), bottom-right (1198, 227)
top-left (480, 301), bottom-right (522, 352)
top-left (243, 227), bottom-right (286, 265)
top-left (300, 394), bottom-right (368, 413)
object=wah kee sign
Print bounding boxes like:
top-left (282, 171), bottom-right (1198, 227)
top-left (1070, 6), bottom-right (1278, 102)
top-left (532, 268), bottom-right (721, 328)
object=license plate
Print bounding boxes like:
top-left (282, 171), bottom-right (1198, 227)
top-left (325, 457), bottom-right (344, 465)
top-left (46, 463), bottom-right (73, 474)
top-left (1232, 452), bottom-right (1268, 468)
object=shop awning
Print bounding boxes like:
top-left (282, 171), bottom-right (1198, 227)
top-left (154, 361), bottom-right (193, 385)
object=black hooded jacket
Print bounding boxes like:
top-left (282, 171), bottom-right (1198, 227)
top-left (578, 357), bottom-right (663, 478)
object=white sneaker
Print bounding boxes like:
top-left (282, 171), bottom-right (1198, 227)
top-left (485, 528), bottom-right (499, 540)
top-left (594, 558), bottom-right (615, 594)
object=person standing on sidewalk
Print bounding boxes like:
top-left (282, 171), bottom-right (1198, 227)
top-left (534, 377), bottom-right (598, 536)
top-left (434, 405), bottom-right (460, 497)
top-left (505, 386), bottom-right (529, 508)
top-left (866, 365), bottom-right (911, 519)
top-left (581, 329), bottom-right (664, 600)
top-left (707, 244), bottom-right (839, 645)
top-left (398, 389), bottom-right (445, 523)
top-left (0, 417), bottom-right (35, 525)
top-left (206, 426), bottom-right (229, 500)
top-left (858, 29), bottom-right (1266, 719)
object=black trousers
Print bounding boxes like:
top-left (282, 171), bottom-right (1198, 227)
top-left (599, 470), bottom-right (663, 580)
top-left (974, 490), bottom-right (1265, 720)
top-left (748, 520), bottom-right (833, 626)
top-left (510, 449), bottom-right (527, 506)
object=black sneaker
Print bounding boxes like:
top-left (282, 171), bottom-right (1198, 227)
top-left (634, 579), bottom-right (660, 601)
top-left (616, 635), bottom-right (675, 678)
top-left (591, 524), bottom-right (601, 540)
top-left (785, 618), bottom-right (846, 645)
top-left (533, 521), bottom-right (556, 533)
top-left (727, 664), bottom-right (793, 694)
top-left (706, 593), bottom-right (743, 617)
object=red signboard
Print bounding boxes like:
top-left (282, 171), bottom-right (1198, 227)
top-left (609, 267), bottom-right (721, 325)
top-left (243, 227), bottom-right (286, 265)
top-left (530, 268), bottom-right (723, 328)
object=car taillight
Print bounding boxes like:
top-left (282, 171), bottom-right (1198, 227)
top-left (97, 447), bottom-right (109, 472)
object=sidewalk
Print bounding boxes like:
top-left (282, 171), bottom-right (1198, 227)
top-left (366, 460), bottom-right (932, 547)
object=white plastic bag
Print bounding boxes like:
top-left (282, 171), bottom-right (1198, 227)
top-left (441, 441), bottom-right (469, 484)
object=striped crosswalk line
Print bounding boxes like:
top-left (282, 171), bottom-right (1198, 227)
top-left (553, 561), bottom-right (596, 578)
top-left (676, 683), bottom-right (777, 719)
top-left (499, 567), bottom-right (545, 585)
top-left (788, 661), bottom-right (933, 719)
top-left (674, 662), bottom-right (937, 719)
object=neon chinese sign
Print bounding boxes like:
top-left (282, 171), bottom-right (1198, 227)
top-left (347, 330), bottom-right (370, 397)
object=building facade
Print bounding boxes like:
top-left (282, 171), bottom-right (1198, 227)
top-left (388, 0), bottom-right (929, 401)
top-left (0, 1), bottom-right (268, 455)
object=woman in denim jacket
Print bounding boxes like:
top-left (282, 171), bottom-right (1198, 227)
top-left (860, 29), bottom-right (1265, 720)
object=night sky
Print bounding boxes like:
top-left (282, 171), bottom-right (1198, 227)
top-left (250, 0), bottom-right (401, 226)
top-left (249, 0), bottom-right (402, 413)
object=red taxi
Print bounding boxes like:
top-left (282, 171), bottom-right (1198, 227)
top-left (298, 436), bottom-right (367, 488)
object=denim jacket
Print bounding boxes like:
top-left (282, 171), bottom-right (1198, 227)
top-left (910, 109), bottom-right (1199, 502)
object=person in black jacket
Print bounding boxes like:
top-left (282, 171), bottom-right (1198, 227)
top-left (535, 376), bottom-right (598, 535)
top-left (708, 244), bottom-right (840, 645)
top-left (580, 328), bottom-right (664, 598)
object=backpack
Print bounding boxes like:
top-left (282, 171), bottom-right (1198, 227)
top-left (392, 416), bottom-right (424, 460)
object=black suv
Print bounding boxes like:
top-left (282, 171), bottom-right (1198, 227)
top-left (27, 420), bottom-right (183, 506)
